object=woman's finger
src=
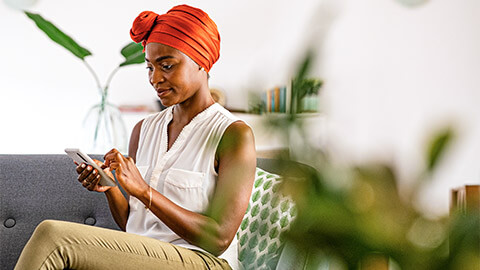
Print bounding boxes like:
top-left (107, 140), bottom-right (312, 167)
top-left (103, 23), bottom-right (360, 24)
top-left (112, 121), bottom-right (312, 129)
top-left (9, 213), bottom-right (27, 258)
top-left (104, 148), bottom-right (119, 159)
top-left (76, 163), bottom-right (87, 174)
top-left (87, 174), bottom-right (101, 191)
top-left (93, 159), bottom-right (104, 167)
top-left (86, 168), bottom-right (98, 182)
top-left (82, 179), bottom-right (90, 188)
top-left (107, 159), bottom-right (120, 170)
top-left (126, 156), bottom-right (135, 163)
top-left (78, 165), bottom-right (93, 182)
top-left (92, 173), bottom-right (101, 186)
top-left (116, 152), bottom-right (127, 167)
top-left (96, 185), bottom-right (110, 193)
top-left (103, 148), bottom-right (119, 167)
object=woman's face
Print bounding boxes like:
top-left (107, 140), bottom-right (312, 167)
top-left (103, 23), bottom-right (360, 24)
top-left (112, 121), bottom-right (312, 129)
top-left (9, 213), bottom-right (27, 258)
top-left (145, 42), bottom-right (205, 107)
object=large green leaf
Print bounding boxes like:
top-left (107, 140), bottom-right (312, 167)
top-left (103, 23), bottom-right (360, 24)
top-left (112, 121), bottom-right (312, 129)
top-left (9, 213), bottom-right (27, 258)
top-left (25, 11), bottom-right (92, 60)
top-left (119, 42), bottom-right (145, 67)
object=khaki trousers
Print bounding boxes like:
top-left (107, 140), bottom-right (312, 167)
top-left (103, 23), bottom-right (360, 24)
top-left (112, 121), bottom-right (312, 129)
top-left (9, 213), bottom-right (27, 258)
top-left (15, 220), bottom-right (231, 270)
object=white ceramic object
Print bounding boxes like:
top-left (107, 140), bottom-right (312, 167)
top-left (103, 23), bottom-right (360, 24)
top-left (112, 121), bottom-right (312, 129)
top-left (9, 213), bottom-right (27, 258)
top-left (396, 0), bottom-right (429, 8)
top-left (3, 0), bottom-right (38, 10)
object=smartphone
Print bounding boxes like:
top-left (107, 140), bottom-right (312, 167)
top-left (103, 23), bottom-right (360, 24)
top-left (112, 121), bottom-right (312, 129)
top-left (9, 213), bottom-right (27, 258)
top-left (64, 148), bottom-right (116, 187)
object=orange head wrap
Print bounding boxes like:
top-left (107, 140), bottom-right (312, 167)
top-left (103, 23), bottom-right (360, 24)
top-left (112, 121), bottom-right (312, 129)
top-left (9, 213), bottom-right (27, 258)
top-left (130, 5), bottom-right (220, 72)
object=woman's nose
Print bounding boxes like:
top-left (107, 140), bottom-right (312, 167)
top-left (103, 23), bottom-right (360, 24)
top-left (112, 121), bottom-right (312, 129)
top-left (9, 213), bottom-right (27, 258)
top-left (150, 69), bottom-right (165, 86)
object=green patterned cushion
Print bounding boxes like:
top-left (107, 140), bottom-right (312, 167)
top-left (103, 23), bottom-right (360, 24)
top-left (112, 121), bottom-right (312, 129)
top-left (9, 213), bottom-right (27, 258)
top-left (237, 168), bottom-right (297, 270)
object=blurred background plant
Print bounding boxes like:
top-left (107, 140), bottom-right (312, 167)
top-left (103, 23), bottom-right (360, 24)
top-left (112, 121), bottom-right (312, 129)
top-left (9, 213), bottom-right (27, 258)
top-left (24, 11), bottom-right (145, 153)
top-left (247, 54), bottom-right (323, 115)
top-left (248, 91), bottom-right (266, 115)
top-left (290, 51), bottom-right (323, 114)
top-left (261, 52), bottom-right (479, 269)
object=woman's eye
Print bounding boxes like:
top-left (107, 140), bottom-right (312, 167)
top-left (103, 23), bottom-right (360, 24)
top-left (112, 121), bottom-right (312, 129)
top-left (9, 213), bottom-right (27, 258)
top-left (162, 64), bottom-right (173, 70)
top-left (146, 66), bottom-right (153, 71)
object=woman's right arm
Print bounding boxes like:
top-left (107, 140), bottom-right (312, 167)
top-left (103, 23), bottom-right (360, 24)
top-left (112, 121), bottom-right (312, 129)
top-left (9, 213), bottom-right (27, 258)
top-left (104, 120), bottom-right (144, 230)
top-left (77, 120), bottom-right (143, 230)
top-left (104, 186), bottom-right (129, 231)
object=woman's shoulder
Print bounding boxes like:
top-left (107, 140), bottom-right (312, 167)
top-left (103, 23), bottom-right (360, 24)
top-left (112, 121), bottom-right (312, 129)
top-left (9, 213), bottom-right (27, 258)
top-left (216, 119), bottom-right (255, 168)
top-left (211, 103), bottom-right (240, 122)
top-left (205, 104), bottom-right (253, 136)
top-left (223, 121), bottom-right (253, 141)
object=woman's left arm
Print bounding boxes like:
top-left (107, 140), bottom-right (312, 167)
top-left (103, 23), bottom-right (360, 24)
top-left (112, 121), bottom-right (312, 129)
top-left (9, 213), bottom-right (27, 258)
top-left (104, 121), bottom-right (256, 256)
top-left (200, 121), bottom-right (256, 254)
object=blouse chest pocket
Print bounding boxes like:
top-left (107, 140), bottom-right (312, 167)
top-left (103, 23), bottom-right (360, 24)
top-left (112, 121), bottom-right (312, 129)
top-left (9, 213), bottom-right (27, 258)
top-left (163, 168), bottom-right (206, 213)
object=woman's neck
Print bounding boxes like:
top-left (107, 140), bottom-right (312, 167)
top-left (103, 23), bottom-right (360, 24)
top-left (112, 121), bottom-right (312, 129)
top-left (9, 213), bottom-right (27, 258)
top-left (172, 88), bottom-right (215, 125)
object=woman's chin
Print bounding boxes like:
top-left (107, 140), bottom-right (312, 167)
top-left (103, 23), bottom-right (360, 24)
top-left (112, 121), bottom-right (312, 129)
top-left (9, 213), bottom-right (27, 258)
top-left (158, 98), bottom-right (176, 108)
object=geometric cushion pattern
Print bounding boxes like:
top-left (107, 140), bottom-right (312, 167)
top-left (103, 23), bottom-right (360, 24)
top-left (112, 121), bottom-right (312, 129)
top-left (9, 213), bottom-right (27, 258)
top-left (237, 168), bottom-right (297, 270)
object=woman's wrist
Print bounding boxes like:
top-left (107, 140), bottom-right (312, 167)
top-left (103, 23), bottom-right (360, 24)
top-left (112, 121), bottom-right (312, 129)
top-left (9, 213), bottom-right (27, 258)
top-left (134, 184), bottom-right (152, 207)
top-left (104, 185), bottom-right (118, 195)
top-left (104, 186), bottom-right (123, 202)
top-left (144, 186), bottom-right (153, 210)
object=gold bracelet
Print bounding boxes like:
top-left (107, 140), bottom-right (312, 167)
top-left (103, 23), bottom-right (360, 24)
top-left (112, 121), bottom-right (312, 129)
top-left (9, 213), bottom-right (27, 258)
top-left (145, 186), bottom-right (152, 210)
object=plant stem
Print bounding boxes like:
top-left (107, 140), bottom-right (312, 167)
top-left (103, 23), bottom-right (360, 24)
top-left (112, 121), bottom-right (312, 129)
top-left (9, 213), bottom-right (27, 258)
top-left (82, 59), bottom-right (103, 96)
top-left (104, 66), bottom-right (120, 98)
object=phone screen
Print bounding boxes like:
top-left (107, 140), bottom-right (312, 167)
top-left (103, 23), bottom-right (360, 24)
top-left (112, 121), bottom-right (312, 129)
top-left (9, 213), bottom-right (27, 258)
top-left (76, 153), bottom-right (89, 164)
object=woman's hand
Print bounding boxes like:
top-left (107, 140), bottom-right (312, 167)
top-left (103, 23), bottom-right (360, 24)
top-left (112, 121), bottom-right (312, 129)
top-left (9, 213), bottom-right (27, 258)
top-left (76, 160), bottom-right (114, 193)
top-left (104, 148), bottom-right (149, 197)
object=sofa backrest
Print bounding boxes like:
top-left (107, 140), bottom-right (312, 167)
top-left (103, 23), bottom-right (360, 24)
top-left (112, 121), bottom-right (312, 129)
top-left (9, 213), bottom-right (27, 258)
top-left (0, 155), bottom-right (120, 270)
top-left (0, 155), bottom-right (313, 270)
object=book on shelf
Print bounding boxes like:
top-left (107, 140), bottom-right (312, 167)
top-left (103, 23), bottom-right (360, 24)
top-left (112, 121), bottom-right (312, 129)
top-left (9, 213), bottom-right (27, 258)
top-left (451, 185), bottom-right (480, 215)
top-left (263, 86), bottom-right (287, 113)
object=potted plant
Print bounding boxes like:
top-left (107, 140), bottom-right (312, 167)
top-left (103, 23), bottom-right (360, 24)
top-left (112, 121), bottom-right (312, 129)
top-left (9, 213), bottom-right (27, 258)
top-left (24, 11), bottom-right (145, 153)
top-left (290, 52), bottom-right (323, 114)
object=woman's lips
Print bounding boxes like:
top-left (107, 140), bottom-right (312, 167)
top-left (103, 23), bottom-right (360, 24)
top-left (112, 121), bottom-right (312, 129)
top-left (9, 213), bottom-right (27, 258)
top-left (156, 88), bottom-right (172, 98)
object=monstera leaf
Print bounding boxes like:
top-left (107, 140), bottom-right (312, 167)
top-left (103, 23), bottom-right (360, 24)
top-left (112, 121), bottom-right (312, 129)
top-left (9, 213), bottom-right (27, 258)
top-left (24, 11), bottom-right (92, 60)
top-left (119, 42), bottom-right (145, 67)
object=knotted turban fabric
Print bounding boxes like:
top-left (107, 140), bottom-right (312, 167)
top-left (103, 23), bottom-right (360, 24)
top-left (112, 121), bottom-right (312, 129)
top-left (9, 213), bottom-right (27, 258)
top-left (130, 5), bottom-right (220, 72)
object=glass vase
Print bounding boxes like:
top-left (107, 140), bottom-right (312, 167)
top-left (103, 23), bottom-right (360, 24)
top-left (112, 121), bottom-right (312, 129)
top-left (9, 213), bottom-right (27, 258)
top-left (82, 100), bottom-right (127, 154)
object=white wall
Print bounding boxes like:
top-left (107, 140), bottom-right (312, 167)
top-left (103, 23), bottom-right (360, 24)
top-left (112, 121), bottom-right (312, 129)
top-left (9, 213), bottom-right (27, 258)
top-left (1, 0), bottom-right (480, 215)
top-left (320, 0), bottom-right (480, 216)
top-left (0, 0), bottom-right (319, 152)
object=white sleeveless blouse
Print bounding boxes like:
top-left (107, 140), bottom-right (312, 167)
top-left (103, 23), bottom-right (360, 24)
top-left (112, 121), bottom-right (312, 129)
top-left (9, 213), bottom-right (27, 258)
top-left (126, 103), bottom-right (241, 269)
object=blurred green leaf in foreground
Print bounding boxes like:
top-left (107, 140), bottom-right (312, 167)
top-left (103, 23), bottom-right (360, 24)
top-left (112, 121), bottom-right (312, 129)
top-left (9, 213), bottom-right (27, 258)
top-left (267, 52), bottom-right (479, 269)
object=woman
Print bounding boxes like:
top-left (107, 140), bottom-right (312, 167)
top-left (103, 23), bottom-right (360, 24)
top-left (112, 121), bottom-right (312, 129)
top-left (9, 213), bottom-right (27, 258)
top-left (15, 5), bottom-right (256, 270)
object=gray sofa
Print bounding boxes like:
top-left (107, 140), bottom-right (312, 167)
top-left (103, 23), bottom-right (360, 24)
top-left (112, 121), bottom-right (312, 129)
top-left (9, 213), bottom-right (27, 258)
top-left (0, 155), bottom-right (309, 270)
top-left (0, 155), bottom-right (121, 270)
